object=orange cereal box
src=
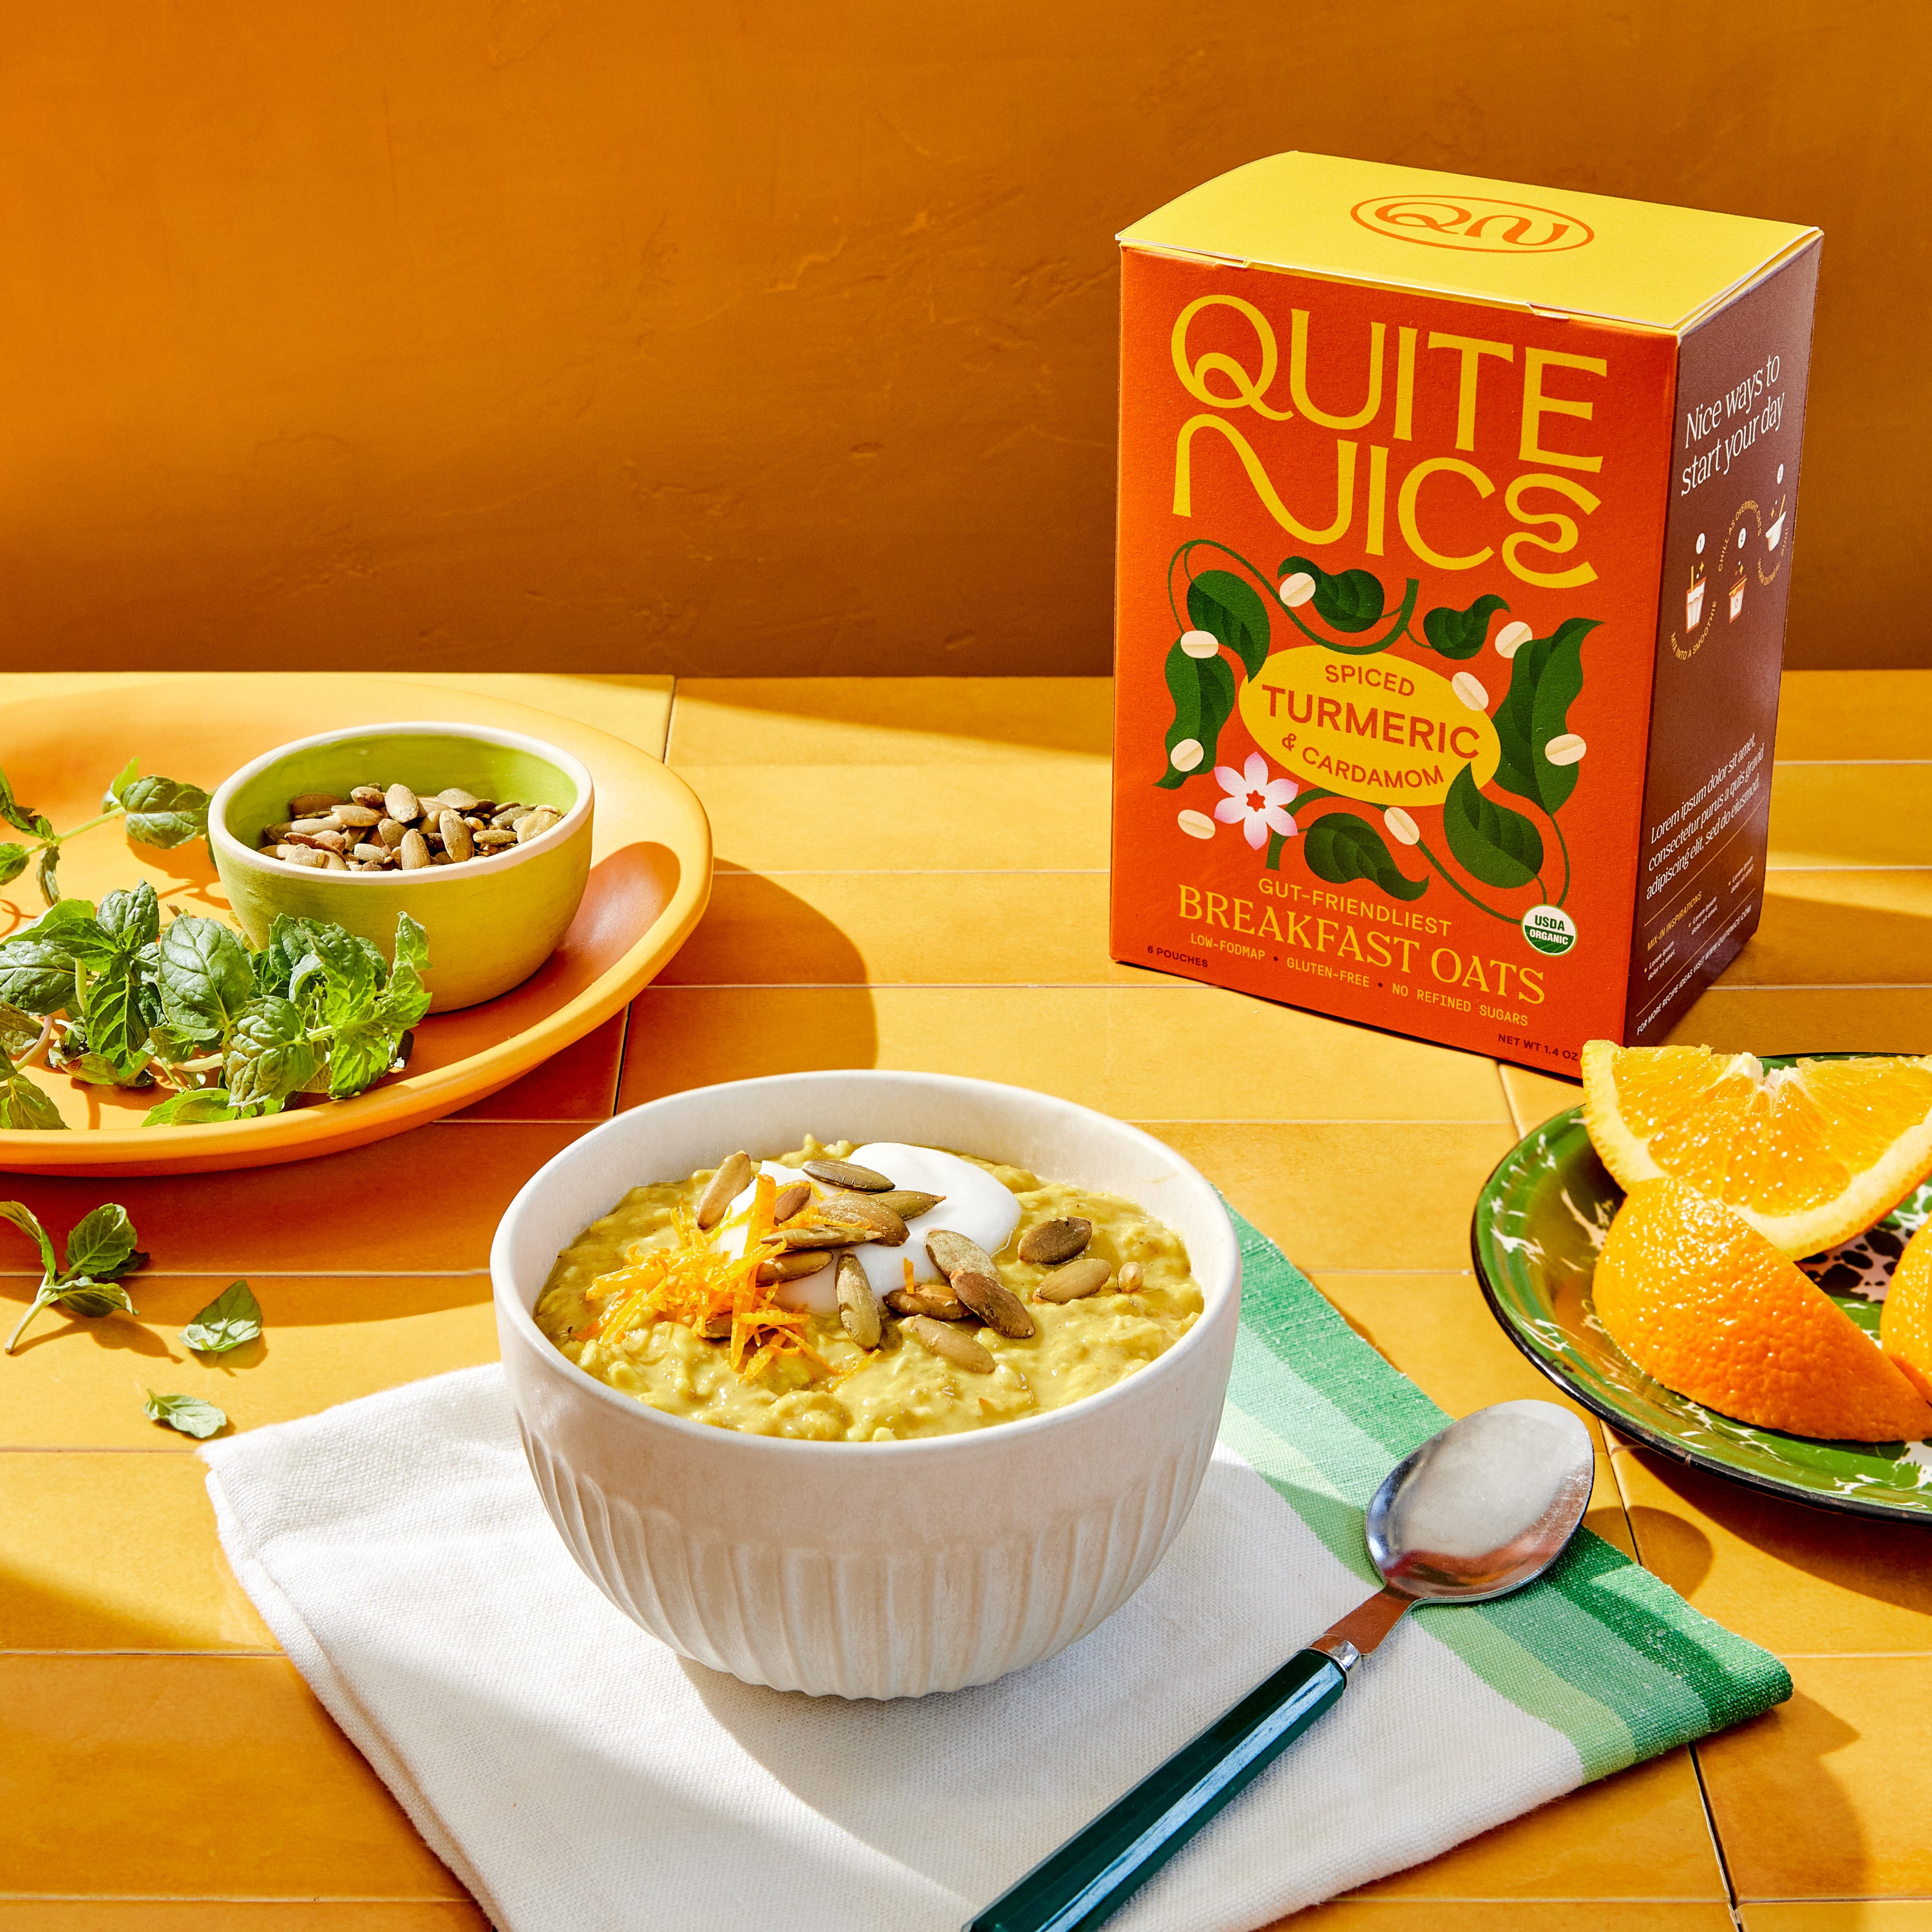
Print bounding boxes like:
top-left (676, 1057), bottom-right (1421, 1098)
top-left (1111, 153), bottom-right (1821, 1074)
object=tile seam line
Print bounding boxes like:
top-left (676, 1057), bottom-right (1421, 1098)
top-left (0, 1648), bottom-right (283, 1656)
top-left (0, 1894), bottom-right (479, 1905)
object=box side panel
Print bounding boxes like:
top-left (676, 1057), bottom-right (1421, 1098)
top-left (1623, 241), bottom-right (1823, 1044)
top-left (1112, 249), bottom-right (1677, 1068)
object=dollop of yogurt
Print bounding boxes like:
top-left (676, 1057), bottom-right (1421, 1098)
top-left (713, 1143), bottom-right (1021, 1317)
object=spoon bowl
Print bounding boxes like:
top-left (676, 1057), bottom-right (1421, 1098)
top-left (1368, 1399), bottom-right (1596, 1602)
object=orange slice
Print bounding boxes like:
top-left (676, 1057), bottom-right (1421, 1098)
top-left (1880, 1221), bottom-right (1932, 1404)
top-left (1581, 1041), bottom-right (1932, 1257)
top-left (1594, 1179), bottom-right (1932, 1442)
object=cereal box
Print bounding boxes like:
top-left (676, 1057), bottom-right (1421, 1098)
top-left (1110, 153), bottom-right (1821, 1073)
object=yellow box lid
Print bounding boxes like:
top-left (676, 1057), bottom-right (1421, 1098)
top-left (1119, 152), bottom-right (1819, 332)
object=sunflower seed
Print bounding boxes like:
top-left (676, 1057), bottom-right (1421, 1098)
top-left (926, 1229), bottom-right (1001, 1283)
top-left (398, 829), bottom-right (431, 869)
top-left (384, 784), bottom-right (422, 824)
top-left (772, 1180), bottom-right (811, 1222)
top-left (352, 842), bottom-right (390, 864)
top-left (288, 817), bottom-right (337, 836)
top-left (905, 1316), bottom-right (994, 1374)
top-left (952, 1269), bottom-right (1035, 1338)
top-left (377, 817), bottom-right (407, 848)
top-left (869, 1189), bottom-right (943, 1220)
top-left (837, 1255), bottom-right (882, 1349)
top-left (288, 792), bottom-right (345, 817)
top-left (515, 806), bottom-right (561, 843)
top-left (777, 1224), bottom-right (872, 1251)
top-left (1018, 1217), bottom-right (1092, 1266)
top-left (820, 1192), bottom-right (910, 1245)
top-left (439, 810), bottom-right (475, 863)
top-left (1035, 1256), bottom-right (1112, 1303)
top-left (802, 1157), bottom-right (893, 1192)
top-left (276, 846), bottom-right (330, 868)
top-left (756, 1251), bottom-right (831, 1285)
top-left (695, 1151), bottom-right (752, 1229)
top-left (435, 788), bottom-right (481, 810)
top-left (334, 804), bottom-right (382, 828)
top-left (475, 828), bottom-right (517, 848)
top-left (350, 786), bottom-right (388, 809)
top-left (886, 1284), bottom-right (969, 1320)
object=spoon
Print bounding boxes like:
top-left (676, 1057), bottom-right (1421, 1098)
top-left (966, 1399), bottom-right (1595, 1932)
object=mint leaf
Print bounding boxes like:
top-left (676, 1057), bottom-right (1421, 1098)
top-left (0, 940), bottom-right (78, 1016)
top-left (1492, 617), bottom-right (1598, 815)
top-left (80, 959), bottom-right (148, 1077)
top-left (1155, 641), bottom-right (1236, 792)
top-left (0, 1200), bottom-right (58, 1278)
top-left (180, 1279), bottom-right (261, 1354)
top-left (157, 916), bottom-right (253, 1039)
top-left (1443, 764), bottom-right (1544, 890)
top-left (0, 1003), bottom-right (40, 1058)
top-left (223, 997), bottom-right (317, 1108)
top-left (104, 757), bottom-right (141, 808)
top-left (324, 1020), bottom-right (399, 1099)
top-left (1421, 592), bottom-right (1510, 662)
top-left (117, 774), bottom-right (212, 849)
top-left (1184, 569), bottom-right (1272, 679)
top-left (0, 845), bottom-right (27, 888)
top-left (0, 766), bottom-right (50, 839)
top-left (0, 1075), bottom-right (65, 1130)
top-left (61, 1202), bottom-right (140, 1282)
top-left (55, 1278), bottom-right (137, 1318)
top-left (1302, 811), bottom-right (1428, 902)
top-left (392, 911), bottom-right (428, 976)
top-left (143, 1087), bottom-right (245, 1126)
top-left (98, 882), bottom-right (162, 954)
top-left (33, 844), bottom-right (61, 906)
top-left (144, 1390), bottom-right (227, 1438)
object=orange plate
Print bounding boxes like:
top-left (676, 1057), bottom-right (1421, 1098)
top-left (1, 677), bottom-right (712, 1175)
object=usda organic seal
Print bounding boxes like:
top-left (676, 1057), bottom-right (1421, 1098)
top-left (1521, 905), bottom-right (1578, 957)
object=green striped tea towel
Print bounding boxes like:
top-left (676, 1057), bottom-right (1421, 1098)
top-left (200, 1217), bottom-right (1789, 1932)
top-left (1224, 1208), bottom-right (1791, 1780)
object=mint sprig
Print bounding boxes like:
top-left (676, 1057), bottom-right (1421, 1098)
top-left (3, 1199), bottom-right (147, 1353)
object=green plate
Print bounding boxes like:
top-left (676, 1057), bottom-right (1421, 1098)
top-left (1472, 1062), bottom-right (1932, 1524)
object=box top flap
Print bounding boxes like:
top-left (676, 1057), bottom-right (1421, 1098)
top-left (1118, 152), bottom-right (1819, 332)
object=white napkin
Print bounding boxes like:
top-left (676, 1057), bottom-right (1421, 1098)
top-left (202, 1366), bottom-right (1582, 1932)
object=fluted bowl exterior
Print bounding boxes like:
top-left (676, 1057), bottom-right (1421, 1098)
top-left (492, 1071), bottom-right (1241, 1698)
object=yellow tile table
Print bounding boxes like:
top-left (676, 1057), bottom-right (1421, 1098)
top-left (4, 670), bottom-right (1925, 1930)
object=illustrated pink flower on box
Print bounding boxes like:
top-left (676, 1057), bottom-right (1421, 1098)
top-left (1213, 752), bottom-right (1298, 849)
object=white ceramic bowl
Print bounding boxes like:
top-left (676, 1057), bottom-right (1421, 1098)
top-left (492, 1071), bottom-right (1242, 1698)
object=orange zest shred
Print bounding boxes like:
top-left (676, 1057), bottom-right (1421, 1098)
top-left (581, 1169), bottom-right (836, 1383)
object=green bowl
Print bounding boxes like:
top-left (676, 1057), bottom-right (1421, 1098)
top-left (1472, 1057), bottom-right (1932, 1524)
top-left (209, 721), bottom-right (594, 1012)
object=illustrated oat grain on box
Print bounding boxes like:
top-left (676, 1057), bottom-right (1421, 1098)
top-left (1110, 153), bottom-right (1821, 1070)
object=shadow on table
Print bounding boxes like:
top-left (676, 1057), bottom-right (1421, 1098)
top-left (618, 865), bottom-right (880, 1103)
top-left (1629, 1452), bottom-right (1932, 1625)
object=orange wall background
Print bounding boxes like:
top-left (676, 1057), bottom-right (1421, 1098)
top-left (3, 1), bottom-right (1924, 676)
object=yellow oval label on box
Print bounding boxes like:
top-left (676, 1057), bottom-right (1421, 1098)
top-left (1236, 645), bottom-right (1499, 806)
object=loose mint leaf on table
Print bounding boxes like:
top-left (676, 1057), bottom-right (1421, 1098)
top-left (109, 769), bottom-right (211, 850)
top-left (1443, 765), bottom-right (1544, 890)
top-left (1155, 642), bottom-right (1237, 791)
top-left (144, 1390), bottom-right (227, 1439)
top-left (223, 998), bottom-right (317, 1110)
top-left (0, 845), bottom-right (27, 888)
top-left (0, 1200), bottom-right (59, 1278)
top-left (144, 1087), bottom-right (246, 1126)
top-left (180, 1280), bottom-right (262, 1355)
top-left (1184, 569), bottom-right (1272, 679)
top-left (1493, 616), bottom-right (1598, 815)
top-left (62, 1202), bottom-right (142, 1282)
top-left (158, 916), bottom-right (254, 1040)
top-left (1302, 811), bottom-right (1428, 902)
top-left (1421, 592), bottom-right (1510, 661)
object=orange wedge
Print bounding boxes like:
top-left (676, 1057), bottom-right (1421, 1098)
top-left (1581, 1041), bottom-right (1932, 1258)
top-left (1594, 1179), bottom-right (1932, 1441)
top-left (1880, 1222), bottom-right (1932, 1404)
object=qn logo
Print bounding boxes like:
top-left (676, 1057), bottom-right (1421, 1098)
top-left (1350, 195), bottom-right (1595, 255)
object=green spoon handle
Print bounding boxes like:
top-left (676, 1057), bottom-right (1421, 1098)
top-left (963, 1649), bottom-right (1349, 1932)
